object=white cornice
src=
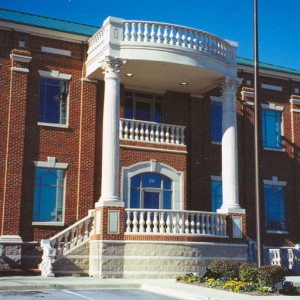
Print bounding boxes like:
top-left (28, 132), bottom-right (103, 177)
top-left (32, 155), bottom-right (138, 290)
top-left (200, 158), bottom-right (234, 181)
top-left (1, 21), bottom-right (90, 44)
top-left (10, 54), bottom-right (32, 63)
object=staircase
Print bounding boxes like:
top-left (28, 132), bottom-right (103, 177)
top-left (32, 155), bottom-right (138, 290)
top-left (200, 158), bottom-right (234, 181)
top-left (39, 209), bottom-right (94, 277)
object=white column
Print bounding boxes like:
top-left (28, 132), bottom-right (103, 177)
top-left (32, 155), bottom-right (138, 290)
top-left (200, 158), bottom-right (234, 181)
top-left (98, 56), bottom-right (125, 206)
top-left (218, 76), bottom-right (245, 214)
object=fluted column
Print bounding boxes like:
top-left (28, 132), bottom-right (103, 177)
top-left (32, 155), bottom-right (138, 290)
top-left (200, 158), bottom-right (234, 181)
top-left (218, 76), bottom-right (245, 214)
top-left (98, 56), bottom-right (125, 206)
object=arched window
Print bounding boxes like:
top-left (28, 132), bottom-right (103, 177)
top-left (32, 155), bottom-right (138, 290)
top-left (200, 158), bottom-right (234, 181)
top-left (130, 173), bottom-right (172, 209)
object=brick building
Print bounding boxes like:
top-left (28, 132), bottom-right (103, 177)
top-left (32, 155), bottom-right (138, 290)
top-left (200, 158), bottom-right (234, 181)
top-left (1, 9), bottom-right (300, 277)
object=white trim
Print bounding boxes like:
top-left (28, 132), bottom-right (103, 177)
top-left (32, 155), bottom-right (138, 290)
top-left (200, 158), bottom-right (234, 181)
top-left (211, 175), bottom-right (221, 181)
top-left (32, 222), bottom-right (65, 226)
top-left (190, 94), bottom-right (203, 99)
top-left (211, 141), bottom-right (221, 145)
top-left (34, 157), bottom-right (68, 169)
top-left (210, 96), bottom-right (222, 103)
top-left (261, 83), bottom-right (282, 91)
top-left (108, 210), bottom-right (120, 234)
top-left (263, 147), bottom-right (285, 152)
top-left (38, 70), bottom-right (72, 80)
top-left (10, 54), bottom-right (32, 63)
top-left (11, 67), bottom-right (29, 73)
top-left (0, 235), bottom-right (23, 243)
top-left (38, 122), bottom-right (69, 129)
top-left (290, 99), bottom-right (300, 106)
top-left (291, 109), bottom-right (300, 114)
top-left (41, 46), bottom-right (71, 56)
top-left (263, 176), bottom-right (287, 187)
top-left (120, 144), bottom-right (187, 154)
top-left (261, 103), bottom-right (284, 111)
top-left (122, 161), bottom-right (183, 210)
top-left (266, 230), bottom-right (288, 234)
top-left (242, 101), bottom-right (254, 106)
top-left (241, 90), bottom-right (254, 98)
top-left (81, 78), bottom-right (98, 84)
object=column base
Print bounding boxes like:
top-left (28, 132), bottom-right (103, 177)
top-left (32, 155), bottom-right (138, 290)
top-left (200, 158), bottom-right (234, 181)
top-left (96, 200), bottom-right (124, 207)
top-left (217, 206), bottom-right (245, 214)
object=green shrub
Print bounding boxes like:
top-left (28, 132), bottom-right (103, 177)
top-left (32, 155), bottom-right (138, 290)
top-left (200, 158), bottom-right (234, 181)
top-left (208, 261), bottom-right (242, 279)
top-left (239, 263), bottom-right (259, 283)
top-left (258, 265), bottom-right (288, 286)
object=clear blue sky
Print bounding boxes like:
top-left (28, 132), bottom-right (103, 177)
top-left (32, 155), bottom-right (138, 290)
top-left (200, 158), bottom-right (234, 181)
top-left (1, 0), bottom-right (299, 71)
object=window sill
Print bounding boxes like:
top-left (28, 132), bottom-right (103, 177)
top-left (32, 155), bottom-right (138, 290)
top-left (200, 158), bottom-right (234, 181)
top-left (263, 147), bottom-right (285, 152)
top-left (266, 230), bottom-right (288, 234)
top-left (32, 221), bottom-right (64, 226)
top-left (38, 122), bottom-right (69, 129)
top-left (212, 141), bottom-right (221, 145)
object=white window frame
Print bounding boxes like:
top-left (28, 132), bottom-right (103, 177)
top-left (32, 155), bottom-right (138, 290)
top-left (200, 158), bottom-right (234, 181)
top-left (38, 70), bottom-right (72, 128)
top-left (32, 157), bottom-right (68, 226)
top-left (122, 160), bottom-right (183, 210)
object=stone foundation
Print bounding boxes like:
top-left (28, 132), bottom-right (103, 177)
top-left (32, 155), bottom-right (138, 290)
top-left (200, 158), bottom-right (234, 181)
top-left (89, 240), bottom-right (248, 279)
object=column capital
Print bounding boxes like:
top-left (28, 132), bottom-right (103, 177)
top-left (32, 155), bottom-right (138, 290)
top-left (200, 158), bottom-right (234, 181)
top-left (222, 77), bottom-right (242, 93)
top-left (101, 56), bottom-right (126, 79)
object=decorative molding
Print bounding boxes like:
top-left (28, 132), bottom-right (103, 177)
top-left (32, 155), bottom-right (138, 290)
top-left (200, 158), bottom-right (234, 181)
top-left (81, 78), bottom-right (98, 84)
top-left (120, 144), bottom-right (187, 154)
top-left (11, 67), bottom-right (29, 73)
top-left (10, 54), bottom-right (32, 63)
top-left (260, 103), bottom-right (284, 111)
top-left (263, 176), bottom-right (287, 187)
top-left (261, 83), bottom-right (282, 91)
top-left (41, 46), bottom-right (71, 57)
top-left (34, 157), bottom-right (68, 169)
top-left (101, 56), bottom-right (126, 78)
top-left (222, 76), bottom-right (242, 93)
top-left (0, 235), bottom-right (23, 243)
top-left (38, 70), bottom-right (72, 80)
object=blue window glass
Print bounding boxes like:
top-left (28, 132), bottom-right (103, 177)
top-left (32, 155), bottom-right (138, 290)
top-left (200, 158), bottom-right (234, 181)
top-left (33, 168), bottom-right (65, 222)
top-left (262, 110), bottom-right (282, 149)
top-left (130, 173), bottom-right (172, 209)
top-left (39, 78), bottom-right (68, 124)
top-left (264, 185), bottom-right (286, 231)
top-left (211, 181), bottom-right (222, 212)
top-left (211, 102), bottom-right (222, 143)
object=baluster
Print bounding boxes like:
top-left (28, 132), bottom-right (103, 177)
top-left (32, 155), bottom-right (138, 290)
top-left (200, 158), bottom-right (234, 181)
top-left (193, 31), bottom-right (198, 50)
top-left (166, 213), bottom-right (171, 233)
top-left (196, 214), bottom-right (201, 234)
top-left (77, 223), bottom-right (83, 244)
top-left (143, 23), bottom-right (149, 42)
top-left (124, 23), bottom-right (130, 41)
top-left (155, 125), bottom-right (160, 142)
top-left (119, 120), bottom-right (123, 139)
top-left (131, 22), bottom-right (136, 42)
top-left (137, 23), bottom-right (142, 42)
top-left (139, 211), bottom-right (145, 233)
top-left (140, 122), bottom-right (144, 141)
top-left (201, 213), bottom-right (206, 234)
top-left (63, 232), bottom-right (70, 254)
top-left (178, 213), bottom-right (184, 234)
top-left (165, 126), bottom-right (170, 144)
top-left (163, 26), bottom-right (168, 44)
top-left (129, 121), bottom-right (134, 139)
top-left (170, 126), bottom-right (175, 144)
top-left (175, 30), bottom-right (180, 46)
top-left (169, 26), bottom-right (174, 45)
top-left (144, 123), bottom-right (149, 141)
top-left (172, 212), bottom-right (179, 234)
top-left (223, 216), bottom-right (227, 236)
top-left (126, 211), bottom-right (132, 233)
top-left (215, 216), bottom-right (220, 236)
top-left (187, 30), bottom-right (192, 48)
top-left (288, 249), bottom-right (294, 270)
top-left (206, 214), bottom-right (211, 235)
top-left (134, 122), bottom-right (139, 140)
top-left (211, 215), bottom-right (215, 235)
top-left (175, 127), bottom-right (180, 144)
top-left (157, 25), bottom-right (162, 43)
top-left (184, 213), bottom-right (190, 234)
top-left (150, 24), bottom-right (155, 43)
top-left (150, 124), bottom-right (155, 142)
top-left (180, 127), bottom-right (185, 145)
top-left (146, 212), bottom-right (152, 233)
top-left (181, 30), bottom-right (186, 47)
top-left (153, 212), bottom-right (159, 233)
top-left (83, 220), bottom-right (89, 240)
top-left (190, 213), bottom-right (195, 234)
top-left (198, 33), bottom-right (203, 51)
top-left (160, 125), bottom-right (165, 143)
top-left (159, 212), bottom-right (165, 233)
top-left (124, 120), bottom-right (129, 139)
top-left (132, 211), bottom-right (138, 233)
top-left (70, 228), bottom-right (76, 249)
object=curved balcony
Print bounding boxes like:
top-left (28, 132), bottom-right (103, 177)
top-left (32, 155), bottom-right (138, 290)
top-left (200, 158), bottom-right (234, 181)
top-left (86, 17), bottom-right (238, 94)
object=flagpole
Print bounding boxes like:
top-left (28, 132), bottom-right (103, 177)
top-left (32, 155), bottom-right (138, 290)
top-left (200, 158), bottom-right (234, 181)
top-left (254, 0), bottom-right (263, 267)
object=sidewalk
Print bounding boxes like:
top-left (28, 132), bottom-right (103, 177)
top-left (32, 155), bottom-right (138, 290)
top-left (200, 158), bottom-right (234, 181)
top-left (0, 276), bottom-right (300, 299)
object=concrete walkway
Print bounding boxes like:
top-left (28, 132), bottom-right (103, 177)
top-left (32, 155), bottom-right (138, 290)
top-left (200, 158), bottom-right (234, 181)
top-left (0, 276), bottom-right (300, 299)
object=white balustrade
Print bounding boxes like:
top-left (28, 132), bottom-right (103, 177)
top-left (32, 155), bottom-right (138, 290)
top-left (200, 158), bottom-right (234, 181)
top-left (269, 249), bottom-right (281, 266)
top-left (120, 118), bottom-right (185, 145)
top-left (122, 21), bottom-right (228, 60)
top-left (125, 209), bottom-right (227, 236)
top-left (49, 210), bottom-right (94, 256)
